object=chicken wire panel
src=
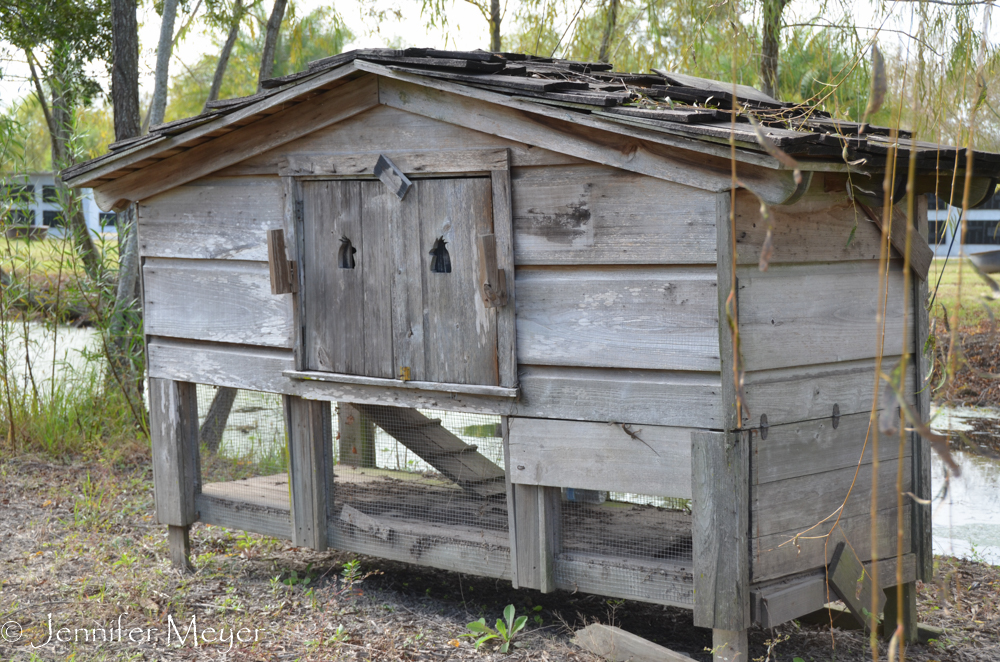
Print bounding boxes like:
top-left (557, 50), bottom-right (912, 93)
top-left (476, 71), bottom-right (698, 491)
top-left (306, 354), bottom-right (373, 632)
top-left (329, 403), bottom-right (511, 578)
top-left (194, 385), bottom-right (292, 538)
top-left (555, 488), bottom-right (695, 606)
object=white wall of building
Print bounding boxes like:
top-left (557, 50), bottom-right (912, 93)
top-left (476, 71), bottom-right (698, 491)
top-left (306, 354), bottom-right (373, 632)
top-left (2, 172), bottom-right (112, 236)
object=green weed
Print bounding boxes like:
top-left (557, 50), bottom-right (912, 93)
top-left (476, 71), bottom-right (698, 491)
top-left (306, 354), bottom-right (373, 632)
top-left (462, 604), bottom-right (528, 653)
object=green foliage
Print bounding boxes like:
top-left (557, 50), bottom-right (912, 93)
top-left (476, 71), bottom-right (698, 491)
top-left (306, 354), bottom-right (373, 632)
top-left (462, 604), bottom-right (528, 653)
top-left (163, 1), bottom-right (352, 122)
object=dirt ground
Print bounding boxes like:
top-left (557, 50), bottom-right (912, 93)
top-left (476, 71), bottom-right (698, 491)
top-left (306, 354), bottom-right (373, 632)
top-left (1, 458), bottom-right (998, 662)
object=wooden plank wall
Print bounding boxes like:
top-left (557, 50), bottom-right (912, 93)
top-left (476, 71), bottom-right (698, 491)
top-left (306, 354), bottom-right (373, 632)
top-left (735, 178), bottom-right (923, 585)
top-left (142, 104), bottom-right (725, 431)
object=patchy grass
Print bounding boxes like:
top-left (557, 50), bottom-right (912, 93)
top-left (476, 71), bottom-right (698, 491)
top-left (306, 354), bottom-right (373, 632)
top-left (0, 236), bottom-right (119, 279)
top-left (0, 458), bottom-right (997, 661)
top-left (928, 258), bottom-right (1000, 329)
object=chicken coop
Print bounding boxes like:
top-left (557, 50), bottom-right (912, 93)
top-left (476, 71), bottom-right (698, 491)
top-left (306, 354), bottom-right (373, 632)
top-left (64, 49), bottom-right (1000, 659)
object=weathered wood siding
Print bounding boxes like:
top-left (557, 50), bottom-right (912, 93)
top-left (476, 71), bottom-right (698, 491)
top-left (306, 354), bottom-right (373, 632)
top-left (734, 178), bottom-right (924, 585)
top-left (141, 104), bottom-right (724, 429)
top-left (751, 412), bottom-right (913, 582)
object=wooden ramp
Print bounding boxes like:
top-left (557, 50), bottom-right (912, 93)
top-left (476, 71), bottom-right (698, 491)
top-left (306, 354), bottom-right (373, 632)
top-left (354, 404), bottom-right (506, 498)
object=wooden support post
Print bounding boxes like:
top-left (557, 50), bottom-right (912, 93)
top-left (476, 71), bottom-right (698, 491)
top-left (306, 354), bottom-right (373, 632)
top-left (511, 483), bottom-right (561, 592)
top-left (338, 402), bottom-right (376, 468)
top-left (828, 541), bottom-right (886, 630)
top-left (712, 629), bottom-right (748, 662)
top-left (912, 195), bottom-right (933, 582)
top-left (883, 582), bottom-right (919, 645)
top-left (285, 396), bottom-right (331, 550)
top-left (167, 525), bottom-right (191, 569)
top-left (149, 378), bottom-right (199, 572)
top-left (692, 431), bottom-right (750, 647)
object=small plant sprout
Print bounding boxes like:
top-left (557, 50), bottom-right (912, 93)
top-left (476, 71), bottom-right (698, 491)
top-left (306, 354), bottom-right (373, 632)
top-left (462, 604), bottom-right (527, 653)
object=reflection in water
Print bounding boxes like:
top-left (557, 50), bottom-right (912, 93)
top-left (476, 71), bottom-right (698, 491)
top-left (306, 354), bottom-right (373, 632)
top-left (1, 322), bottom-right (96, 389)
top-left (931, 406), bottom-right (1000, 565)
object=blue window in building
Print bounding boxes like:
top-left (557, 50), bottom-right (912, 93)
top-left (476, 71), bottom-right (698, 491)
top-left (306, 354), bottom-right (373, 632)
top-left (43, 210), bottom-right (65, 227)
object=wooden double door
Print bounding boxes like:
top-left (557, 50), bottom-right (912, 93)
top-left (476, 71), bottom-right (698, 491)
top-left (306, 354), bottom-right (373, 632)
top-left (299, 177), bottom-right (500, 387)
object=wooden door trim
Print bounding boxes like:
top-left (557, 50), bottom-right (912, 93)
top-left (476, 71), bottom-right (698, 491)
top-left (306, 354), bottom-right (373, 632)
top-left (280, 148), bottom-right (510, 177)
top-left (290, 150), bottom-right (517, 390)
top-left (283, 369), bottom-right (518, 398)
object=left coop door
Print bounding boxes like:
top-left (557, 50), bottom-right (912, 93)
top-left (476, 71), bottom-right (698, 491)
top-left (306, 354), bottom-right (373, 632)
top-left (298, 177), bottom-right (500, 387)
top-left (300, 180), bottom-right (395, 378)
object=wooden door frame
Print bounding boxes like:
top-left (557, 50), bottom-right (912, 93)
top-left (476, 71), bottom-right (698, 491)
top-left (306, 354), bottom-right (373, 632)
top-left (281, 148), bottom-right (518, 404)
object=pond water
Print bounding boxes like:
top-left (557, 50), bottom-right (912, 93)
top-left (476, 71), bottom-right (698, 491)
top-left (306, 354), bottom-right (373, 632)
top-left (930, 406), bottom-right (1000, 565)
top-left (4, 323), bottom-right (1000, 564)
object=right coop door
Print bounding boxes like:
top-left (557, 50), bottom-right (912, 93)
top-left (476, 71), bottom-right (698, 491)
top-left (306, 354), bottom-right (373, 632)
top-left (299, 177), bottom-right (501, 388)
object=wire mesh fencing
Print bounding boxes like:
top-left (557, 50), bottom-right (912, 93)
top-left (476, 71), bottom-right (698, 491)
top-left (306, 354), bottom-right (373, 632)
top-left (194, 385), bottom-right (292, 534)
top-left (330, 403), bottom-right (508, 534)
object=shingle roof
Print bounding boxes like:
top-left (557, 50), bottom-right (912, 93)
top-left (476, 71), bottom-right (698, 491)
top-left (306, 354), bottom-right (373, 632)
top-left (62, 48), bottom-right (1000, 191)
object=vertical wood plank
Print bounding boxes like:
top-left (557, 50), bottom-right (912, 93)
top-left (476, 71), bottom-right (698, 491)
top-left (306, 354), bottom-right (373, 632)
top-left (167, 525), bottom-right (192, 572)
top-left (712, 629), bottom-right (748, 662)
top-left (883, 582), bottom-right (919, 644)
top-left (360, 181), bottom-right (396, 378)
top-left (284, 176), bottom-right (307, 371)
top-left (491, 161), bottom-right (518, 389)
top-left (417, 178), bottom-right (499, 386)
top-left (285, 395), bottom-right (331, 550)
top-left (392, 181), bottom-right (426, 380)
top-left (150, 378), bottom-right (199, 527)
top-left (692, 430), bottom-right (750, 631)
top-left (302, 180), bottom-right (365, 374)
top-left (338, 401), bottom-right (376, 467)
top-left (716, 193), bottom-right (742, 430)
top-left (513, 483), bottom-right (543, 589)
top-left (538, 485), bottom-right (561, 594)
top-left (912, 194), bottom-right (932, 581)
top-left (502, 416), bottom-right (520, 589)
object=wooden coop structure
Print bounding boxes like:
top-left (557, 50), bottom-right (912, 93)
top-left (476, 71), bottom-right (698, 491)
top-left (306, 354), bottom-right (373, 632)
top-left (64, 49), bottom-right (1000, 659)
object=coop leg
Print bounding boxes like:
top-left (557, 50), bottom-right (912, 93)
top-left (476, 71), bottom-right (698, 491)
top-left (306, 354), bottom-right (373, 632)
top-left (712, 629), bottom-right (748, 662)
top-left (149, 378), bottom-right (199, 572)
top-left (285, 396), bottom-right (331, 550)
top-left (883, 582), bottom-right (918, 644)
top-left (167, 525), bottom-right (192, 570)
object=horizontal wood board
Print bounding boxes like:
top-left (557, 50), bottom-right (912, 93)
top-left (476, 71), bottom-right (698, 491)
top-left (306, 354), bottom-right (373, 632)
top-left (743, 356), bottom-right (916, 427)
top-left (515, 267), bottom-right (720, 371)
top-left (138, 177), bottom-right (284, 260)
top-left (734, 181), bottom-right (888, 266)
top-left (511, 165), bottom-right (717, 265)
top-left (753, 411), bottom-right (912, 485)
top-left (508, 417), bottom-right (693, 497)
top-left (148, 338), bottom-right (721, 425)
top-left (143, 258), bottom-right (294, 347)
top-left (738, 260), bottom-right (912, 372)
top-left (752, 505), bottom-right (912, 582)
top-left (752, 455), bottom-right (912, 538)
top-left (328, 518), bottom-right (511, 579)
top-left (554, 553), bottom-right (695, 607)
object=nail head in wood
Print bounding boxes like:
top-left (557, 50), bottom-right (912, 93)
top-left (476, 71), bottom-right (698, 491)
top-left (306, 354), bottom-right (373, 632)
top-left (374, 154), bottom-right (413, 200)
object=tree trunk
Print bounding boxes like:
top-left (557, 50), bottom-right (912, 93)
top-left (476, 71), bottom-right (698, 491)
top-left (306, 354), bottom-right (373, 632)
top-left (108, 0), bottom-right (145, 416)
top-left (597, 0), bottom-right (619, 63)
top-left (200, 386), bottom-right (238, 454)
top-left (111, 0), bottom-right (140, 139)
top-left (489, 0), bottom-right (501, 52)
top-left (27, 49), bottom-right (101, 280)
top-left (204, 0), bottom-right (244, 109)
top-left (760, 0), bottom-right (787, 99)
top-left (257, 0), bottom-right (288, 90)
top-left (149, 0), bottom-right (180, 128)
